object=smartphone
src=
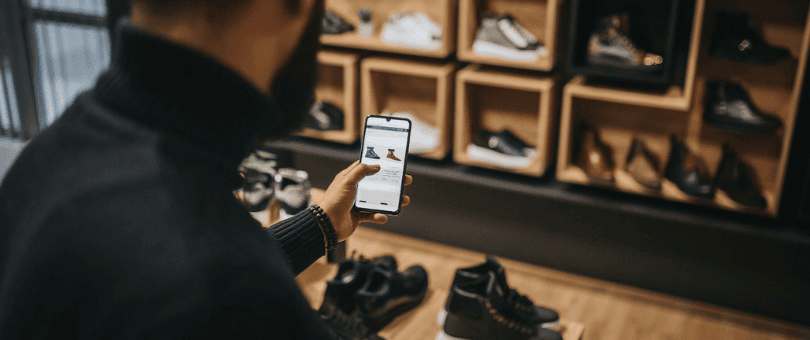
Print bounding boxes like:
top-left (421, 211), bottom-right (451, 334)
top-left (354, 115), bottom-right (412, 215)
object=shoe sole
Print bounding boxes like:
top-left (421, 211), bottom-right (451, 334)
top-left (473, 40), bottom-right (545, 62)
top-left (587, 53), bottom-right (663, 72)
top-left (437, 309), bottom-right (562, 333)
top-left (467, 144), bottom-right (536, 169)
top-left (703, 117), bottom-right (779, 134)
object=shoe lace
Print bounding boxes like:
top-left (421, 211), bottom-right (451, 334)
top-left (484, 298), bottom-right (535, 334)
top-left (506, 289), bottom-right (536, 314)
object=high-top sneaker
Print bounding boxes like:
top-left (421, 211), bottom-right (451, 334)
top-left (386, 149), bottom-right (401, 161)
top-left (473, 14), bottom-right (545, 62)
top-left (710, 12), bottom-right (791, 64)
top-left (704, 81), bottom-right (782, 134)
top-left (587, 12), bottom-right (663, 71)
top-left (438, 257), bottom-right (560, 332)
top-left (365, 147), bottom-right (381, 159)
top-left (356, 265), bottom-right (429, 330)
top-left (437, 272), bottom-right (563, 340)
top-left (320, 253), bottom-right (398, 316)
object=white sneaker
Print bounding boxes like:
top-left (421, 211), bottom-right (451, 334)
top-left (473, 14), bottom-right (546, 62)
top-left (381, 112), bottom-right (440, 154)
top-left (382, 12), bottom-right (443, 51)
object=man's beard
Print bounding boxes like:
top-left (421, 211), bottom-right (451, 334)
top-left (260, 0), bottom-right (324, 141)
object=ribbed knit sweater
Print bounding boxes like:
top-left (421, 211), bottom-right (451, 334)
top-left (0, 22), bottom-right (333, 338)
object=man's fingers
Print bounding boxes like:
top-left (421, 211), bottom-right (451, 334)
top-left (403, 175), bottom-right (413, 186)
top-left (338, 161), bottom-right (360, 178)
top-left (346, 163), bottom-right (381, 183)
top-left (401, 195), bottom-right (410, 207)
top-left (360, 213), bottom-right (388, 224)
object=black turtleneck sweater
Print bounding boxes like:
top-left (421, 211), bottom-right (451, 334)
top-left (0, 23), bottom-right (334, 339)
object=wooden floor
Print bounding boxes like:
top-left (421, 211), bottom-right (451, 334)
top-left (295, 226), bottom-right (810, 340)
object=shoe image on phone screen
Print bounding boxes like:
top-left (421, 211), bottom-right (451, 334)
top-left (354, 115), bottom-right (411, 215)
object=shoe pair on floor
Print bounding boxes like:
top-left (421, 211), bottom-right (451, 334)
top-left (437, 257), bottom-right (562, 340)
top-left (576, 126), bottom-right (767, 208)
top-left (319, 253), bottom-right (429, 338)
top-left (468, 129), bottom-right (536, 169)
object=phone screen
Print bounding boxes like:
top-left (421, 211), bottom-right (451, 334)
top-left (354, 116), bottom-right (411, 214)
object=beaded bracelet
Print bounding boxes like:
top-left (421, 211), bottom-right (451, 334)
top-left (308, 204), bottom-right (338, 251)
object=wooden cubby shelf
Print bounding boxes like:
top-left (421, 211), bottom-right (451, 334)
top-left (557, 0), bottom-right (810, 217)
top-left (321, 0), bottom-right (457, 58)
top-left (454, 64), bottom-right (557, 177)
top-left (297, 50), bottom-right (360, 144)
top-left (361, 56), bottom-right (456, 160)
top-left (457, 0), bottom-right (562, 71)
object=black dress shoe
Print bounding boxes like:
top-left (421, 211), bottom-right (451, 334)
top-left (704, 82), bottom-right (782, 134)
top-left (665, 136), bottom-right (715, 199)
top-left (438, 272), bottom-right (563, 340)
top-left (319, 303), bottom-right (386, 340)
top-left (307, 101), bottom-right (345, 131)
top-left (715, 145), bottom-right (767, 208)
top-left (587, 12), bottom-right (663, 72)
top-left (320, 254), bottom-right (398, 315)
top-left (710, 12), bottom-right (791, 64)
top-left (356, 265), bottom-right (428, 330)
top-left (441, 257), bottom-right (560, 331)
top-left (323, 9), bottom-right (354, 35)
top-left (474, 129), bottom-right (531, 157)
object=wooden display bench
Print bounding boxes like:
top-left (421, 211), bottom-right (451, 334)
top-left (454, 64), bottom-right (557, 177)
top-left (321, 0), bottom-right (457, 58)
top-left (457, 0), bottom-right (563, 71)
top-left (361, 56), bottom-right (455, 160)
top-left (297, 51), bottom-right (360, 144)
top-left (557, 0), bottom-right (810, 217)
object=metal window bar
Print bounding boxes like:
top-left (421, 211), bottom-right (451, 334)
top-left (3, 58), bottom-right (24, 138)
top-left (0, 59), bottom-right (12, 137)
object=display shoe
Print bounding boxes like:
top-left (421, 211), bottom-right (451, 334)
top-left (587, 12), bottom-right (663, 71)
top-left (715, 144), bottom-right (767, 208)
top-left (710, 12), bottom-right (791, 64)
top-left (704, 81), bottom-right (782, 134)
top-left (575, 124), bottom-right (614, 185)
top-left (381, 12), bottom-right (443, 51)
top-left (319, 302), bottom-right (386, 340)
top-left (356, 265), bottom-right (429, 331)
top-left (241, 169), bottom-right (275, 213)
top-left (665, 136), bottom-right (715, 199)
top-left (320, 253), bottom-right (399, 315)
top-left (438, 257), bottom-right (560, 332)
top-left (273, 168), bottom-right (311, 216)
top-left (365, 147), bottom-right (381, 160)
top-left (381, 112), bottom-right (439, 154)
top-left (625, 138), bottom-right (663, 191)
top-left (323, 9), bottom-right (354, 35)
top-left (472, 14), bottom-right (546, 62)
top-left (307, 101), bottom-right (345, 131)
top-left (468, 129), bottom-right (537, 169)
top-left (436, 272), bottom-right (563, 340)
top-left (386, 149), bottom-right (401, 162)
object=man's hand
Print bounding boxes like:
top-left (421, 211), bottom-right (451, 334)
top-left (318, 161), bottom-right (413, 242)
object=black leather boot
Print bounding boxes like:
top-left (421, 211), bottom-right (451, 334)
top-left (710, 12), bottom-right (791, 64)
top-left (665, 136), bottom-right (715, 199)
top-left (704, 81), bottom-right (782, 134)
top-left (587, 12), bottom-right (663, 71)
top-left (715, 144), bottom-right (767, 208)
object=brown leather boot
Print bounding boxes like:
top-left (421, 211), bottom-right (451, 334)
top-left (386, 149), bottom-right (401, 161)
top-left (575, 124), bottom-right (614, 185)
top-left (625, 138), bottom-right (662, 191)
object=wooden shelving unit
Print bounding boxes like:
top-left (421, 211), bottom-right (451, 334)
top-left (360, 56), bottom-right (456, 160)
top-left (457, 0), bottom-right (563, 71)
top-left (321, 0), bottom-right (458, 58)
top-left (297, 51), bottom-right (360, 144)
top-left (454, 64), bottom-right (557, 176)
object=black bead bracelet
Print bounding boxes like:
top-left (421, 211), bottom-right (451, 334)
top-left (308, 204), bottom-right (338, 251)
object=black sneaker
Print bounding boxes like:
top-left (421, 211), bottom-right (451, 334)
top-left (704, 81), bottom-right (782, 134)
top-left (323, 9), bottom-right (354, 35)
top-left (474, 130), bottom-right (531, 157)
top-left (437, 272), bottom-right (563, 340)
top-left (710, 12), bottom-right (791, 64)
top-left (439, 257), bottom-right (560, 331)
top-left (308, 101), bottom-right (345, 131)
top-left (356, 265), bottom-right (429, 331)
top-left (319, 302), bottom-right (386, 340)
top-left (273, 168), bottom-right (312, 216)
top-left (587, 12), bottom-right (663, 71)
top-left (320, 253), bottom-right (398, 316)
top-left (365, 147), bottom-right (381, 159)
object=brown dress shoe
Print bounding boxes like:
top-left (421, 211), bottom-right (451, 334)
top-left (625, 138), bottom-right (662, 191)
top-left (575, 124), bottom-right (614, 185)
